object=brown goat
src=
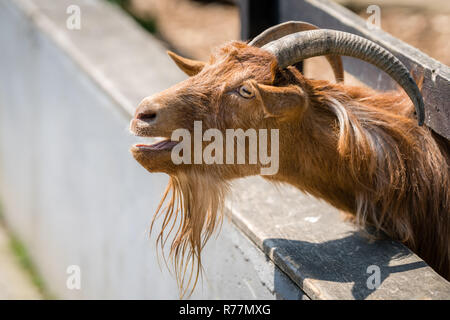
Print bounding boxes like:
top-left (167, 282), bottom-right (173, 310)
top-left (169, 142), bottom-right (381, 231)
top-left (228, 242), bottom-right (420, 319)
top-left (130, 23), bottom-right (450, 295)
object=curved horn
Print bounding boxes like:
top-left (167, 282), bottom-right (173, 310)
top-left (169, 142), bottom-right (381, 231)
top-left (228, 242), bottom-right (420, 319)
top-left (250, 21), bottom-right (344, 82)
top-left (263, 29), bottom-right (425, 126)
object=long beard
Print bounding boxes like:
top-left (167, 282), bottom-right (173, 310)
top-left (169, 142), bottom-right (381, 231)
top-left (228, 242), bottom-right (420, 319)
top-left (151, 169), bottom-right (229, 297)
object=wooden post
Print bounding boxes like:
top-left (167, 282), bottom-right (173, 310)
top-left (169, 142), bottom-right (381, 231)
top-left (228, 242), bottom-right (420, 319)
top-left (239, 0), bottom-right (303, 73)
top-left (239, 0), bottom-right (279, 41)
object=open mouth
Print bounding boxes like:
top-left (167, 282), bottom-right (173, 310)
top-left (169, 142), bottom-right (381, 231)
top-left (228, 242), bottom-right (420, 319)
top-left (133, 138), bottom-right (179, 152)
top-left (130, 118), bottom-right (179, 159)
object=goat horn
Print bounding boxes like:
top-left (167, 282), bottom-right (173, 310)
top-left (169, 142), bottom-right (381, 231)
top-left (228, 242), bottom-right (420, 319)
top-left (249, 21), bottom-right (344, 82)
top-left (263, 29), bottom-right (425, 126)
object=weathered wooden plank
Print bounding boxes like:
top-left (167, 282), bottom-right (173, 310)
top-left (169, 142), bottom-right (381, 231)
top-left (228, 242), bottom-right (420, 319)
top-left (275, 0), bottom-right (450, 139)
top-left (226, 177), bottom-right (450, 300)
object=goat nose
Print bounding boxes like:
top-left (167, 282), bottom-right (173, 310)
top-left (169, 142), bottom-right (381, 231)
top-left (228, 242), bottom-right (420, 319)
top-left (135, 99), bottom-right (158, 122)
top-left (136, 110), bottom-right (157, 122)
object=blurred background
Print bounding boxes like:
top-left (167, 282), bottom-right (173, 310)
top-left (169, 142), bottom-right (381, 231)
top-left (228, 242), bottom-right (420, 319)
top-left (111, 0), bottom-right (450, 64)
top-left (0, 0), bottom-right (448, 300)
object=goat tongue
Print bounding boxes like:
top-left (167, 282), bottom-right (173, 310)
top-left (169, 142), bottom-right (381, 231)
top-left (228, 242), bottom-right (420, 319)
top-left (136, 139), bottom-right (178, 151)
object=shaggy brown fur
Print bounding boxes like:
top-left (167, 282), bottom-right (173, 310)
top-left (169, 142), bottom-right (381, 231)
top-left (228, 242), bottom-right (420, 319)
top-left (130, 41), bottom-right (450, 295)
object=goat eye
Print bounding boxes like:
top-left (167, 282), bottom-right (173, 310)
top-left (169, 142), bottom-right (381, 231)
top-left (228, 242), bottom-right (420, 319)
top-left (238, 85), bottom-right (254, 99)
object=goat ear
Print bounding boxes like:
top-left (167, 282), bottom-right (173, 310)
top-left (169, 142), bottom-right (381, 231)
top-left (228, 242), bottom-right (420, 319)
top-left (167, 51), bottom-right (206, 76)
top-left (252, 82), bottom-right (308, 119)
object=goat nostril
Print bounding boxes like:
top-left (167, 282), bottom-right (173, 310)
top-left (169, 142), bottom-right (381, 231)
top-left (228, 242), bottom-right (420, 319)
top-left (137, 112), bottom-right (157, 122)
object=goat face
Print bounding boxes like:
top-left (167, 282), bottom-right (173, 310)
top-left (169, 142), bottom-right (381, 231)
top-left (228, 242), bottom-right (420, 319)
top-left (130, 42), bottom-right (307, 178)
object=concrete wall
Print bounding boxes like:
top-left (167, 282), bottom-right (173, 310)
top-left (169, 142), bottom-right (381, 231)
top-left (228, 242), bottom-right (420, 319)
top-left (0, 0), bottom-right (304, 299)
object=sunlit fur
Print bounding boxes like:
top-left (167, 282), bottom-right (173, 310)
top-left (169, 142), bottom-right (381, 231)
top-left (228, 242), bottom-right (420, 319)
top-left (131, 41), bottom-right (450, 296)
